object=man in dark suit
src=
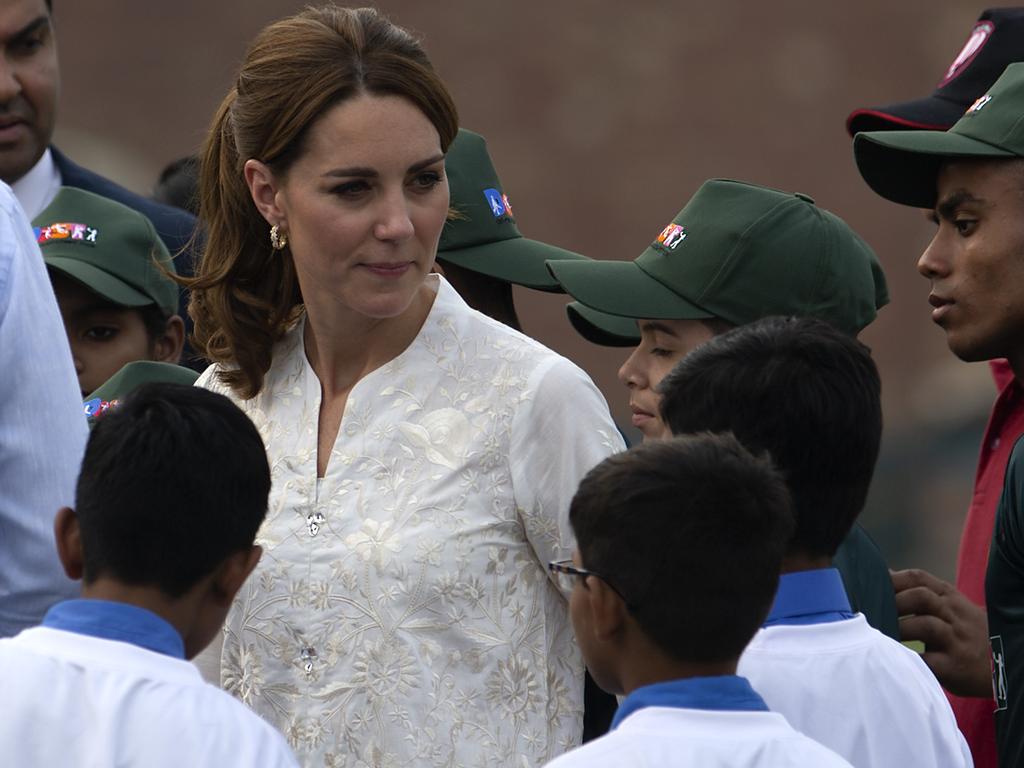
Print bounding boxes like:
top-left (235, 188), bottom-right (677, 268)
top-left (0, 0), bottom-right (199, 363)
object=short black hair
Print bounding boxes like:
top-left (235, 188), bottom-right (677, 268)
top-left (658, 316), bottom-right (882, 558)
top-left (75, 382), bottom-right (270, 597)
top-left (569, 433), bottom-right (793, 664)
top-left (153, 155), bottom-right (199, 216)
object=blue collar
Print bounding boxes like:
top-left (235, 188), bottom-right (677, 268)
top-left (764, 568), bottom-right (855, 627)
top-left (42, 599), bottom-right (185, 659)
top-left (611, 675), bottom-right (768, 729)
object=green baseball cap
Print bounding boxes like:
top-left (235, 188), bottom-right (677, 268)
top-left (83, 360), bottom-right (199, 426)
top-left (34, 187), bottom-right (178, 316)
top-left (854, 62), bottom-right (1024, 208)
top-left (437, 128), bottom-right (589, 291)
top-left (547, 179), bottom-right (888, 339)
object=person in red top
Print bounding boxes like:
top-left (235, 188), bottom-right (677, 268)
top-left (847, 11), bottom-right (1024, 766)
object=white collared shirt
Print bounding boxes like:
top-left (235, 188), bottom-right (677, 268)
top-left (11, 149), bottom-right (61, 220)
top-left (196, 276), bottom-right (625, 766)
top-left (739, 615), bottom-right (973, 768)
top-left (543, 706), bottom-right (854, 767)
top-left (0, 626), bottom-right (298, 767)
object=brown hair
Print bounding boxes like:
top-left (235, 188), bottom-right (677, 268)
top-left (186, 5), bottom-right (459, 398)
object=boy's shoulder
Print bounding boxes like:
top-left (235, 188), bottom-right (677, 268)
top-left (0, 627), bottom-right (298, 767)
top-left (543, 707), bottom-right (852, 768)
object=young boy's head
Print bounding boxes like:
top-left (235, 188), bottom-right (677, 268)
top-left (658, 316), bottom-right (882, 562)
top-left (562, 433), bottom-right (793, 695)
top-left (34, 187), bottom-right (185, 398)
top-left (53, 382), bottom-right (270, 659)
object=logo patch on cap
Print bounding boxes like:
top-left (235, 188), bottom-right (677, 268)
top-left (83, 397), bottom-right (119, 419)
top-left (656, 223), bottom-right (688, 250)
top-left (483, 188), bottom-right (512, 219)
top-left (966, 94), bottom-right (992, 114)
top-left (35, 222), bottom-right (98, 246)
top-left (939, 20), bottom-right (995, 87)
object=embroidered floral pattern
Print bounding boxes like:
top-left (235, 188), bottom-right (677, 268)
top-left (197, 279), bottom-right (624, 766)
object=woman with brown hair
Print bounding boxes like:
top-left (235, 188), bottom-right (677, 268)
top-left (189, 6), bottom-right (623, 766)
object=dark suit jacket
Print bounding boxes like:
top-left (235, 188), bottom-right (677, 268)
top-left (51, 146), bottom-right (205, 369)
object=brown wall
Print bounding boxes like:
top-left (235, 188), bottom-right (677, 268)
top-left (52, 0), bottom-right (994, 576)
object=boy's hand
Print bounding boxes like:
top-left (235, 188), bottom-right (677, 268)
top-left (892, 568), bottom-right (992, 698)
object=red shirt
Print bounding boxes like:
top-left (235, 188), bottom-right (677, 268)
top-left (951, 359), bottom-right (1024, 768)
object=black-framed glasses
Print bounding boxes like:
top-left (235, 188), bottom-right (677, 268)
top-left (548, 559), bottom-right (636, 608)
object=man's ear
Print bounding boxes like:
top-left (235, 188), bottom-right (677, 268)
top-left (53, 507), bottom-right (84, 581)
top-left (586, 575), bottom-right (628, 642)
top-left (243, 159), bottom-right (285, 228)
top-left (152, 315), bottom-right (185, 364)
top-left (210, 545), bottom-right (263, 606)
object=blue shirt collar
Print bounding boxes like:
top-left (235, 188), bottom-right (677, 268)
top-left (611, 675), bottom-right (768, 729)
top-left (764, 567), bottom-right (855, 627)
top-left (42, 599), bottom-right (185, 659)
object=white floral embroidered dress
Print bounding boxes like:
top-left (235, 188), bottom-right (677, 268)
top-left (196, 277), bottom-right (624, 767)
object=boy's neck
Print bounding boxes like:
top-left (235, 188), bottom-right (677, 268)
top-left (617, 637), bottom-right (738, 696)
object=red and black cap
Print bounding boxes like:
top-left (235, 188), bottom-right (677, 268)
top-left (846, 8), bottom-right (1024, 136)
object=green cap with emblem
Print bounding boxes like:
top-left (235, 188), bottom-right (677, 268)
top-left (33, 187), bottom-right (178, 316)
top-left (855, 62), bottom-right (1024, 208)
top-left (83, 360), bottom-right (199, 426)
top-left (437, 128), bottom-right (589, 291)
top-left (547, 179), bottom-right (888, 341)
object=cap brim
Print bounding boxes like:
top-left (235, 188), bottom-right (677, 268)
top-left (437, 236), bottom-right (589, 292)
top-left (846, 94), bottom-right (966, 136)
top-left (45, 256), bottom-right (152, 307)
top-left (546, 258), bottom-right (714, 320)
top-left (854, 129), bottom-right (1016, 208)
top-left (566, 302), bottom-right (640, 346)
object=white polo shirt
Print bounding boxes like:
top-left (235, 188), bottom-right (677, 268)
top-left (739, 569), bottom-right (972, 768)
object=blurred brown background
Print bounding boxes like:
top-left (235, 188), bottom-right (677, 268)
top-left (52, 1), bottom-right (999, 579)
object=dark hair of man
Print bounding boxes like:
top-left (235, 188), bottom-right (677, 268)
top-left (74, 382), bottom-right (270, 597)
top-left (569, 433), bottom-right (794, 664)
top-left (658, 315), bottom-right (882, 558)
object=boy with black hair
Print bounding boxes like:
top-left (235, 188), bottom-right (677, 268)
top-left (0, 383), bottom-right (297, 767)
top-left (543, 433), bottom-right (852, 767)
top-left (658, 316), bottom-right (970, 768)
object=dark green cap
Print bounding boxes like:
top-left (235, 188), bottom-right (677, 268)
top-left (548, 179), bottom-right (888, 340)
top-left (34, 187), bottom-right (178, 316)
top-left (438, 128), bottom-right (589, 291)
top-left (83, 360), bottom-right (199, 425)
top-left (855, 62), bottom-right (1024, 208)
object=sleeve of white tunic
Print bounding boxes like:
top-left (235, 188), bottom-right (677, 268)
top-left (0, 183), bottom-right (86, 637)
top-left (509, 356), bottom-right (625, 582)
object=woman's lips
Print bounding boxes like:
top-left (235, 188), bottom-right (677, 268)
top-left (362, 262), bottom-right (412, 278)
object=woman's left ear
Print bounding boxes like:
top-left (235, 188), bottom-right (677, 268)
top-left (243, 159), bottom-right (284, 225)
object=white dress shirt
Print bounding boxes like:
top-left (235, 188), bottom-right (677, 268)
top-left (10, 148), bottom-right (61, 220)
top-left (543, 706), bottom-right (854, 768)
top-left (739, 614), bottom-right (973, 768)
top-left (0, 624), bottom-right (298, 767)
top-left (196, 275), bottom-right (625, 766)
top-left (0, 181), bottom-right (85, 637)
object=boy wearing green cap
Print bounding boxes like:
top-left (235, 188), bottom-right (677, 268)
top-left (854, 61), bottom-right (1024, 764)
top-left (546, 178), bottom-right (899, 641)
top-left (33, 187), bottom-right (185, 398)
top-left (436, 128), bottom-right (594, 331)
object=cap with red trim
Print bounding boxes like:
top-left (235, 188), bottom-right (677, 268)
top-left (846, 8), bottom-right (1024, 136)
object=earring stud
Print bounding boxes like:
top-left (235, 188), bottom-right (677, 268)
top-left (270, 224), bottom-right (288, 251)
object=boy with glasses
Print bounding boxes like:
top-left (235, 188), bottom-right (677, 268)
top-left (544, 433), bottom-right (852, 767)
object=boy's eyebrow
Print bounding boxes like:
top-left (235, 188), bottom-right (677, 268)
top-left (321, 153), bottom-right (445, 179)
top-left (935, 189), bottom-right (988, 221)
top-left (639, 321), bottom-right (678, 337)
